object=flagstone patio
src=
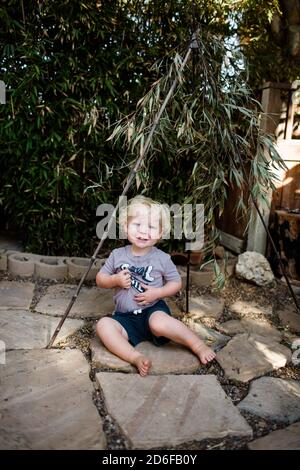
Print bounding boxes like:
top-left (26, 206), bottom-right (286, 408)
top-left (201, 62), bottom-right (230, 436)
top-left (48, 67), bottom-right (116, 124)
top-left (0, 275), bottom-right (299, 450)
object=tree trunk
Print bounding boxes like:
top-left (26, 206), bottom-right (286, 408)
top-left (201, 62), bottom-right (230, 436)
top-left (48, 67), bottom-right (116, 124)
top-left (271, 0), bottom-right (300, 60)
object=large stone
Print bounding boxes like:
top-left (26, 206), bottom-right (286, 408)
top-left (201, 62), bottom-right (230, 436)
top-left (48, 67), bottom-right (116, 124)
top-left (219, 318), bottom-right (282, 342)
top-left (248, 422), bottom-right (300, 450)
top-left (188, 295), bottom-right (225, 320)
top-left (91, 338), bottom-right (200, 374)
top-left (235, 251), bottom-right (275, 286)
top-left (217, 333), bottom-right (291, 382)
top-left (96, 372), bottom-right (252, 449)
top-left (0, 281), bottom-right (34, 310)
top-left (229, 300), bottom-right (273, 317)
top-left (278, 307), bottom-right (300, 334)
top-left (238, 377), bottom-right (300, 424)
top-left (91, 317), bottom-right (229, 373)
top-left (35, 284), bottom-right (114, 319)
top-left (0, 309), bottom-right (84, 349)
top-left (0, 349), bottom-right (106, 449)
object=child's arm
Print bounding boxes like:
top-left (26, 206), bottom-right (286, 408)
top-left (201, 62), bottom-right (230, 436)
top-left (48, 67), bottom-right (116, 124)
top-left (134, 279), bottom-right (182, 305)
top-left (155, 280), bottom-right (182, 299)
top-left (96, 269), bottom-right (131, 289)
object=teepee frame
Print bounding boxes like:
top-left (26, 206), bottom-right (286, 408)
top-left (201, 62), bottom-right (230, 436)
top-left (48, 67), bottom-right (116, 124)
top-left (47, 31), bottom-right (299, 348)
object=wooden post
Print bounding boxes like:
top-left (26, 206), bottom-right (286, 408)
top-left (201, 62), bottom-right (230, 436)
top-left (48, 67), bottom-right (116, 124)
top-left (247, 82), bottom-right (289, 254)
top-left (285, 80), bottom-right (300, 139)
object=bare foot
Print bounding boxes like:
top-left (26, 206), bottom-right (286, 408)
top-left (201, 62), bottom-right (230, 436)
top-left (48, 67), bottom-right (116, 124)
top-left (193, 342), bottom-right (216, 365)
top-left (133, 355), bottom-right (152, 377)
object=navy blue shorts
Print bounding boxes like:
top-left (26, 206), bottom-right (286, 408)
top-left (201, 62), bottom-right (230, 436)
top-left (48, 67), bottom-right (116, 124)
top-left (112, 299), bottom-right (171, 347)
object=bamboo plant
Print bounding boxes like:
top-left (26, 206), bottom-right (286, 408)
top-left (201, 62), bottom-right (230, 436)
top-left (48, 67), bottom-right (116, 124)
top-left (107, 28), bottom-right (286, 288)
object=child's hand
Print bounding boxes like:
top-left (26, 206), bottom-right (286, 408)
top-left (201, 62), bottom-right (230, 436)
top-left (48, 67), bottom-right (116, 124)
top-left (115, 269), bottom-right (132, 289)
top-left (134, 283), bottom-right (161, 305)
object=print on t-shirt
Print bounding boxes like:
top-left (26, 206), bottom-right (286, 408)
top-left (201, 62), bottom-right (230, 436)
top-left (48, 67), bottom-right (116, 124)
top-left (118, 263), bottom-right (155, 293)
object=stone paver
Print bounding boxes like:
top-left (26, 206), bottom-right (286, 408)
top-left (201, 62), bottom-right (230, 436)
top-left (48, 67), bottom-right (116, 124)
top-left (217, 333), bottom-right (291, 382)
top-left (248, 422), bottom-right (300, 450)
top-left (91, 338), bottom-right (201, 374)
top-left (96, 372), bottom-right (252, 449)
top-left (91, 318), bottom-right (229, 374)
top-left (0, 268), bottom-right (298, 451)
top-left (182, 318), bottom-right (230, 350)
top-left (229, 300), bottom-right (272, 317)
top-left (0, 309), bottom-right (84, 349)
top-left (219, 318), bottom-right (282, 342)
top-left (35, 284), bottom-right (114, 319)
top-left (238, 377), bottom-right (300, 424)
top-left (0, 281), bottom-right (34, 310)
top-left (0, 349), bottom-right (106, 449)
top-left (188, 295), bottom-right (225, 320)
top-left (278, 307), bottom-right (300, 334)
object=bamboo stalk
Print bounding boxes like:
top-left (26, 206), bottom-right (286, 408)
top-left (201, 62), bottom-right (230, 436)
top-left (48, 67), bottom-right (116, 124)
top-left (186, 250), bottom-right (191, 314)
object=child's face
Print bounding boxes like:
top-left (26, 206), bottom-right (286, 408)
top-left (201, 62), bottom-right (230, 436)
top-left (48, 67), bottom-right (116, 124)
top-left (124, 203), bottom-right (162, 249)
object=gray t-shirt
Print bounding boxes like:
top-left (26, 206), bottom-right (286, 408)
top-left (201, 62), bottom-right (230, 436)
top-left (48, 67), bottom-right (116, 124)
top-left (99, 244), bottom-right (181, 313)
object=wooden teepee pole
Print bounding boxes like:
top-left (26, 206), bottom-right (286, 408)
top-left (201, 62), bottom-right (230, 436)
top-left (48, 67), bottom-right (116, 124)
top-left (46, 40), bottom-right (194, 348)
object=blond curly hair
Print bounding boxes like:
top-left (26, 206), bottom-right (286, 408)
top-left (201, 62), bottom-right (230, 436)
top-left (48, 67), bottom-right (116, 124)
top-left (119, 195), bottom-right (171, 240)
